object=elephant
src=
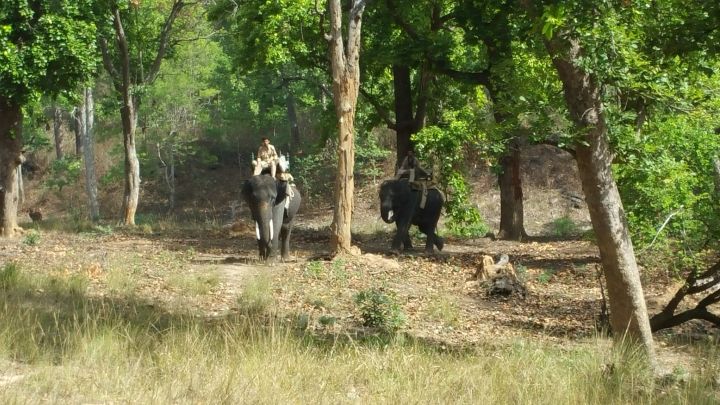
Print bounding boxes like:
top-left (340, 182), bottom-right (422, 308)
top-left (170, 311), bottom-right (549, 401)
top-left (241, 174), bottom-right (302, 261)
top-left (379, 178), bottom-right (444, 254)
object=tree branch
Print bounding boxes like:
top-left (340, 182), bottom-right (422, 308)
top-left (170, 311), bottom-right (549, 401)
top-left (359, 87), bottom-right (396, 129)
top-left (145, 0), bottom-right (187, 85)
top-left (385, 0), bottom-right (419, 39)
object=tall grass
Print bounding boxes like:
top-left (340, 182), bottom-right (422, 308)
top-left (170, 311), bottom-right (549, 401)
top-left (1, 264), bottom-right (718, 404)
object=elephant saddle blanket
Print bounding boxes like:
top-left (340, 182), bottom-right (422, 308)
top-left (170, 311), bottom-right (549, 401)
top-left (409, 180), bottom-right (445, 209)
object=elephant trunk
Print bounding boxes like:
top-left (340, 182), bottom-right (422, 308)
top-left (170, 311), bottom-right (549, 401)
top-left (380, 200), bottom-right (395, 224)
top-left (256, 203), bottom-right (274, 251)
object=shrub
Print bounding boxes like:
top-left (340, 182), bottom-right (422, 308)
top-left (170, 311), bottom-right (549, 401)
top-left (22, 230), bottom-right (41, 246)
top-left (354, 288), bottom-right (406, 331)
top-left (550, 216), bottom-right (580, 238)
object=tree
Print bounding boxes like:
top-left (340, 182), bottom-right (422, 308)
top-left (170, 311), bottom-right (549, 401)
top-left (326, 0), bottom-right (367, 254)
top-left (526, 2), bottom-right (657, 365)
top-left (97, 0), bottom-right (189, 225)
top-left (79, 87), bottom-right (100, 221)
top-left (0, 0), bottom-right (98, 237)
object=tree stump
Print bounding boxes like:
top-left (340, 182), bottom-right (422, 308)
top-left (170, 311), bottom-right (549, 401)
top-left (471, 254), bottom-right (526, 297)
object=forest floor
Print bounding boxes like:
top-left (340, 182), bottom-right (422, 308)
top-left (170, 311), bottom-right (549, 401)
top-left (2, 181), bottom-right (717, 377)
top-left (3, 145), bottom-right (717, 380)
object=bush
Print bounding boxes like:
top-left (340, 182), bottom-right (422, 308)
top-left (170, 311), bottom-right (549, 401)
top-left (549, 216), bottom-right (580, 238)
top-left (22, 230), bottom-right (41, 246)
top-left (354, 288), bottom-right (406, 331)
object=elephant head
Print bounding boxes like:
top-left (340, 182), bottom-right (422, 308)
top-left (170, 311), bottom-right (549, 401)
top-left (379, 179), bottom-right (411, 224)
top-left (241, 175), bottom-right (279, 260)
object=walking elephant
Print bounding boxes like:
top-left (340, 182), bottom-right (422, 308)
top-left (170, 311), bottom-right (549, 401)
top-left (241, 175), bottom-right (302, 261)
top-left (379, 178), bottom-right (444, 254)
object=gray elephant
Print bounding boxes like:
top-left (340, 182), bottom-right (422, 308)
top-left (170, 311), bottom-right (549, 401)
top-left (241, 175), bottom-right (301, 261)
top-left (379, 178), bottom-right (444, 254)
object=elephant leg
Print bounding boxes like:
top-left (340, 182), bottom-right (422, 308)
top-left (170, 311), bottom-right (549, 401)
top-left (394, 221), bottom-right (412, 251)
top-left (280, 225), bottom-right (293, 261)
top-left (435, 234), bottom-right (444, 251)
top-left (403, 232), bottom-right (413, 250)
top-left (419, 223), bottom-right (443, 254)
top-left (257, 240), bottom-right (267, 260)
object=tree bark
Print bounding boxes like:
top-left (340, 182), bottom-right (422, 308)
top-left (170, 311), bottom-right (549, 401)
top-left (285, 92), bottom-right (301, 154)
top-left (73, 106), bottom-right (84, 155)
top-left (327, 0), bottom-right (366, 255)
top-left (81, 87), bottom-right (100, 222)
top-left (53, 105), bottom-right (64, 160)
top-left (111, 7), bottom-right (141, 226)
top-left (0, 100), bottom-right (23, 237)
top-left (497, 138), bottom-right (527, 240)
top-left (393, 64), bottom-right (414, 165)
top-left (546, 36), bottom-right (656, 365)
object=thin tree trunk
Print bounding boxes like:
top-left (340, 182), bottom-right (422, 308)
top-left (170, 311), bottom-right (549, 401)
top-left (327, 0), bottom-right (366, 255)
top-left (286, 92), bottom-right (301, 154)
top-left (120, 101), bottom-right (140, 226)
top-left (497, 139), bottom-right (527, 240)
top-left (73, 107), bottom-right (84, 155)
top-left (81, 87), bottom-right (100, 221)
top-left (112, 6), bottom-right (140, 226)
top-left (393, 64), bottom-right (414, 165)
top-left (53, 105), bottom-right (64, 160)
top-left (16, 164), bottom-right (23, 207)
top-left (0, 100), bottom-right (23, 237)
top-left (546, 36), bottom-right (656, 366)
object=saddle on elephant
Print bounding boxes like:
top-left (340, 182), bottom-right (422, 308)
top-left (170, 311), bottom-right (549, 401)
top-left (407, 179), bottom-right (445, 209)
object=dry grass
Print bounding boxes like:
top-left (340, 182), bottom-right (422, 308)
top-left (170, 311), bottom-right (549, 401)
top-left (1, 262), bottom-right (719, 404)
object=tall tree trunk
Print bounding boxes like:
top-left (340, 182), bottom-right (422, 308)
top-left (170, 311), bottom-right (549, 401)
top-left (120, 100), bottom-right (140, 225)
top-left (81, 87), bottom-right (100, 221)
top-left (327, 0), bottom-right (366, 255)
top-left (285, 92), bottom-right (301, 154)
top-left (0, 100), bottom-right (23, 237)
top-left (73, 106), bottom-right (84, 155)
top-left (53, 105), bottom-right (64, 160)
top-left (546, 36), bottom-right (656, 365)
top-left (497, 138), bottom-right (527, 240)
top-left (393, 64), bottom-right (414, 166)
top-left (114, 6), bottom-right (140, 226)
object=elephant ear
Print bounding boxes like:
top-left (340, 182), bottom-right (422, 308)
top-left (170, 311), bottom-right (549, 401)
top-left (240, 179), bottom-right (252, 201)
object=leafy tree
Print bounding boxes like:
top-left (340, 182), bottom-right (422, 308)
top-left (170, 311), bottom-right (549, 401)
top-left (96, 0), bottom-right (192, 225)
top-left (0, 0), bottom-right (98, 236)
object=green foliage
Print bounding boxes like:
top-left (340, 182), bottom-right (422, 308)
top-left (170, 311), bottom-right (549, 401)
top-left (615, 105), bottom-right (720, 250)
top-left (355, 134), bottom-right (390, 183)
top-left (22, 230), bottom-right (41, 246)
top-left (0, 0), bottom-right (98, 104)
top-left (293, 141), bottom-right (336, 199)
top-left (537, 268), bottom-right (557, 284)
top-left (44, 157), bottom-right (82, 192)
top-left (413, 100), bottom-right (490, 237)
top-left (354, 288), bottom-right (406, 331)
top-left (303, 261), bottom-right (324, 279)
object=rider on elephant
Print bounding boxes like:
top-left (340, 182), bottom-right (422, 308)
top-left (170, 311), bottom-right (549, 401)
top-left (252, 137), bottom-right (279, 177)
top-left (395, 149), bottom-right (430, 182)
